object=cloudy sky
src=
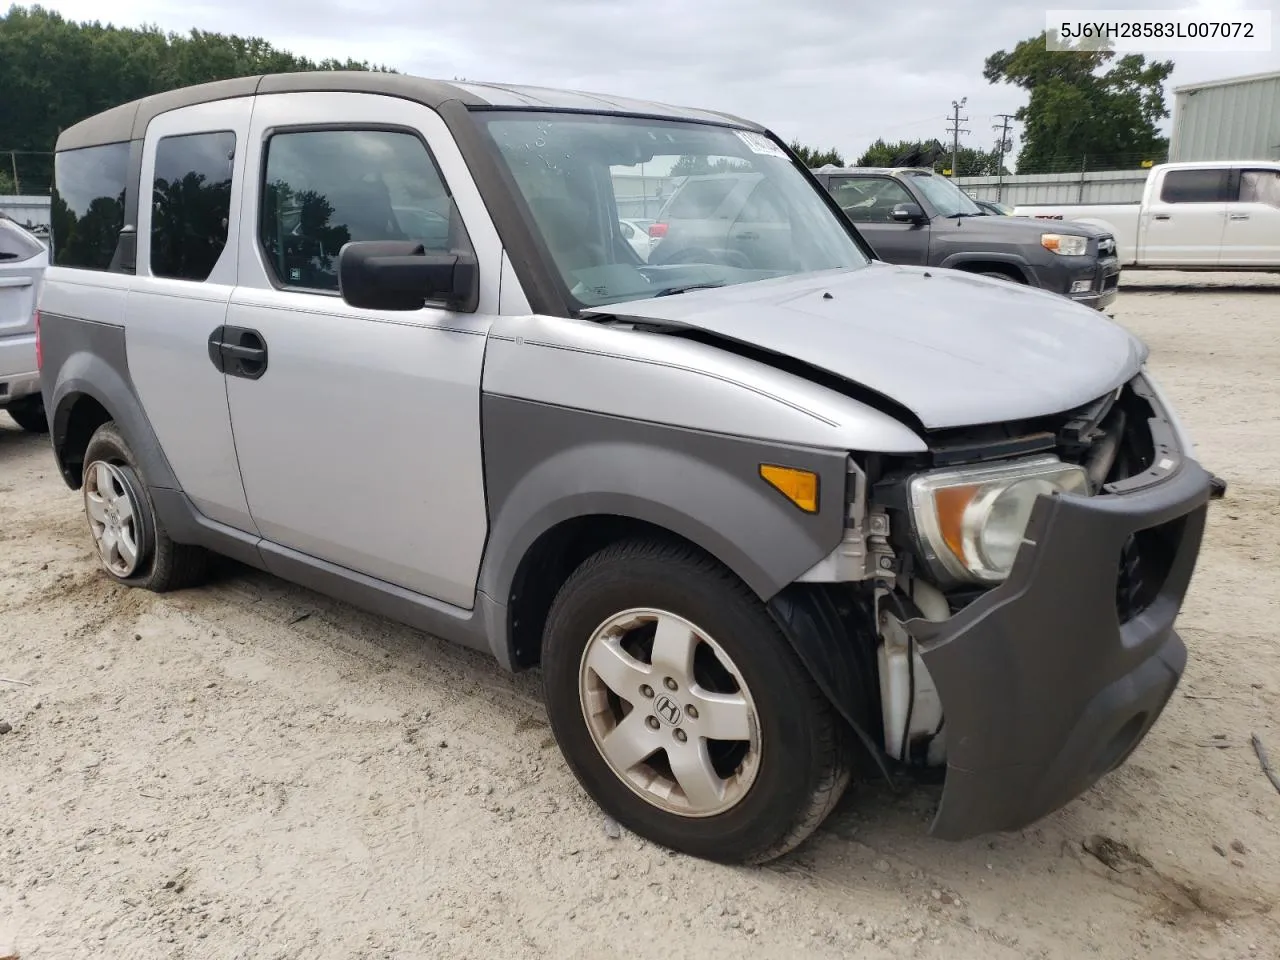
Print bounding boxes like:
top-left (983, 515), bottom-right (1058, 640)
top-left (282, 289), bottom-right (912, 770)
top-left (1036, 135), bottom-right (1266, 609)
top-left (35, 0), bottom-right (1280, 165)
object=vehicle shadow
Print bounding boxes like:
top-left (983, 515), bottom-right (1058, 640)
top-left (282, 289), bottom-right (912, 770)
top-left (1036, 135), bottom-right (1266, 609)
top-left (1120, 282), bottom-right (1280, 294)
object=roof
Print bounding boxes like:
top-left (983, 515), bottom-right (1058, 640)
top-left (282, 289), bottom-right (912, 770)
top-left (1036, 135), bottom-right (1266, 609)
top-left (1174, 69), bottom-right (1280, 95)
top-left (812, 166), bottom-right (938, 176)
top-left (1154, 159), bottom-right (1280, 170)
top-left (55, 72), bottom-right (761, 152)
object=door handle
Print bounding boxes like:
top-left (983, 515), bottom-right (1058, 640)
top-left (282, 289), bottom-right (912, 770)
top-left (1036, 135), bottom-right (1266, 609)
top-left (1152, 214), bottom-right (1171, 221)
top-left (207, 325), bottom-right (268, 380)
top-left (1228, 213), bottom-right (1250, 221)
top-left (734, 231), bottom-right (760, 241)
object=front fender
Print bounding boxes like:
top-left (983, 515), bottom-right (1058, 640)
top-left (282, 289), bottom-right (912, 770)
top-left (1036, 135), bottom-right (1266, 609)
top-left (478, 393), bottom-right (850, 607)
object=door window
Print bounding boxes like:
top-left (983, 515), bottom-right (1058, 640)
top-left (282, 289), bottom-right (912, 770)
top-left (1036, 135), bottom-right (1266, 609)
top-left (1239, 170), bottom-right (1280, 209)
top-left (1159, 168), bottom-right (1231, 203)
top-left (151, 131), bottom-right (236, 282)
top-left (827, 178), bottom-right (914, 222)
top-left (258, 128), bottom-right (468, 292)
top-left (51, 142), bottom-right (129, 270)
top-left (737, 180), bottom-right (789, 223)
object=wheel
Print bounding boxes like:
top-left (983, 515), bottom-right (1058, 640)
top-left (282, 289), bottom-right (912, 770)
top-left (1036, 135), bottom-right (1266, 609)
top-left (4, 394), bottom-right (47, 433)
top-left (81, 421), bottom-right (209, 591)
top-left (542, 539), bottom-right (852, 864)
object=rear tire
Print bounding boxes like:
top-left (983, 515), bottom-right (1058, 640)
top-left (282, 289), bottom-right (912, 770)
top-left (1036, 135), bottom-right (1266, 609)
top-left (82, 421), bottom-right (209, 592)
top-left (4, 394), bottom-right (48, 433)
top-left (542, 538), bottom-right (852, 864)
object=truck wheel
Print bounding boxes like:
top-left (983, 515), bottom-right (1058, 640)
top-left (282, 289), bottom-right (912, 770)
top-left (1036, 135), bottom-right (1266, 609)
top-left (81, 421), bottom-right (209, 592)
top-left (4, 395), bottom-right (48, 433)
top-left (977, 270), bottom-right (1024, 283)
top-left (542, 539), bottom-right (852, 864)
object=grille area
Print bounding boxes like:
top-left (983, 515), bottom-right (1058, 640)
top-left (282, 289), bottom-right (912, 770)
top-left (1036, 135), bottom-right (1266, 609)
top-left (1115, 517), bottom-right (1185, 624)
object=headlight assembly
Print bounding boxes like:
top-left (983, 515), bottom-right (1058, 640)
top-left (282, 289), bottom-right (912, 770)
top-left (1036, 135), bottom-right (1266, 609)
top-left (1041, 233), bottom-right (1089, 256)
top-left (908, 456), bottom-right (1088, 583)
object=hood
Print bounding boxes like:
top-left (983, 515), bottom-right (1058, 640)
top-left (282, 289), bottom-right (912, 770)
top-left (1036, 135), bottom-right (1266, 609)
top-left (965, 211), bottom-right (1108, 239)
top-left (584, 263), bottom-right (1146, 430)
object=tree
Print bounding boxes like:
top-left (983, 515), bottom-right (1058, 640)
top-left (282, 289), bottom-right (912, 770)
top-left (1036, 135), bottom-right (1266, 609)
top-left (855, 139), bottom-right (1008, 176)
top-left (0, 168), bottom-right (14, 195)
top-left (0, 5), bottom-right (395, 193)
top-left (983, 31), bottom-right (1172, 172)
top-left (788, 141), bottom-right (844, 168)
top-left (669, 155), bottom-right (745, 176)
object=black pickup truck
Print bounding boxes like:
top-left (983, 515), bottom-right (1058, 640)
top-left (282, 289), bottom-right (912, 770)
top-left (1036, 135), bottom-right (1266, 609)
top-left (810, 166), bottom-right (1120, 310)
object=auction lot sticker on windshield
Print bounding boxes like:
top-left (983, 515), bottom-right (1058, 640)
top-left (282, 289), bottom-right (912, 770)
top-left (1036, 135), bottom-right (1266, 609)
top-left (1046, 9), bottom-right (1271, 51)
top-left (736, 130), bottom-right (788, 159)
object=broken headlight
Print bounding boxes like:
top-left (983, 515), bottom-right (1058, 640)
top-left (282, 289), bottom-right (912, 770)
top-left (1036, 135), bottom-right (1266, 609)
top-left (907, 455), bottom-right (1088, 583)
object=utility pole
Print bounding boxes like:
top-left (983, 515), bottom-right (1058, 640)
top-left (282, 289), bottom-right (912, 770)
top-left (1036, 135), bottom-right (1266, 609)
top-left (946, 98), bottom-right (969, 178)
top-left (993, 113), bottom-right (1016, 201)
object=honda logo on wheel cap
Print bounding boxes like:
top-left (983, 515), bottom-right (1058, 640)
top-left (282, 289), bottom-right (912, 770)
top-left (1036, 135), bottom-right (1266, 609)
top-left (654, 695), bottom-right (683, 726)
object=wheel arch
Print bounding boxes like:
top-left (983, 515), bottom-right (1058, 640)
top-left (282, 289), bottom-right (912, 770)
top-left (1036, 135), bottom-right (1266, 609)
top-left (478, 394), bottom-right (851, 671)
top-left (40, 314), bottom-right (178, 492)
top-left (940, 254), bottom-right (1032, 283)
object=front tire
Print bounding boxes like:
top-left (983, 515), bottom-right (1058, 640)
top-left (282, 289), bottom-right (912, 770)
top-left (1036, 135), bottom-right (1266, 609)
top-left (81, 421), bottom-right (209, 592)
top-left (542, 539), bottom-right (852, 864)
top-left (4, 394), bottom-right (48, 433)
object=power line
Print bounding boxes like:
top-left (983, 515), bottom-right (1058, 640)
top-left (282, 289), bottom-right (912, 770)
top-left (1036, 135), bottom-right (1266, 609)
top-left (993, 113), bottom-right (1017, 199)
top-left (945, 98), bottom-right (970, 177)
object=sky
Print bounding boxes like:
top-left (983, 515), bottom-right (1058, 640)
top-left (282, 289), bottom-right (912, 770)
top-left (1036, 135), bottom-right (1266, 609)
top-left (31, 0), bottom-right (1280, 167)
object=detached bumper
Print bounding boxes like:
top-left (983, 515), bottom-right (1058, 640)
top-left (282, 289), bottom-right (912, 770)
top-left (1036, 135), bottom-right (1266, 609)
top-left (908, 450), bottom-right (1210, 840)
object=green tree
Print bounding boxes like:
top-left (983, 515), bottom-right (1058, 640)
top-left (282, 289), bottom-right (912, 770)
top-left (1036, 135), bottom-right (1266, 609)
top-left (855, 139), bottom-right (1007, 176)
top-left (0, 5), bottom-right (395, 193)
top-left (0, 168), bottom-right (15, 195)
top-left (788, 141), bottom-right (844, 168)
top-left (983, 31), bottom-right (1172, 172)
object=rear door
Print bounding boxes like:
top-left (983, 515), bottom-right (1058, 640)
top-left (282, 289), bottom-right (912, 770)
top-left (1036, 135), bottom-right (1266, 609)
top-left (825, 175), bottom-right (930, 265)
top-left (1222, 167), bottom-right (1280, 267)
top-left (728, 178), bottom-right (795, 270)
top-left (1140, 167), bottom-right (1229, 266)
top-left (125, 99), bottom-right (256, 532)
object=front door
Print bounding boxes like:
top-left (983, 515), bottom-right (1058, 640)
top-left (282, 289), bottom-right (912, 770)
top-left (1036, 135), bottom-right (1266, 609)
top-left (1141, 167), bottom-right (1229, 266)
top-left (223, 91), bottom-right (502, 608)
top-left (825, 176), bottom-right (930, 265)
top-left (125, 98), bottom-right (257, 531)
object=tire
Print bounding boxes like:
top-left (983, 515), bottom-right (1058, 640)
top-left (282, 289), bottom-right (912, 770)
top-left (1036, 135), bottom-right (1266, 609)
top-left (4, 394), bottom-right (48, 433)
top-left (81, 421), bottom-right (209, 592)
top-left (977, 269), bottom-right (1024, 283)
top-left (542, 538), bottom-right (852, 864)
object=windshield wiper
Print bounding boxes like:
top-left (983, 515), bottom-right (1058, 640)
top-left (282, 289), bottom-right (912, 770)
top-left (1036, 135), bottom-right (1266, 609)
top-left (652, 281), bottom-right (726, 298)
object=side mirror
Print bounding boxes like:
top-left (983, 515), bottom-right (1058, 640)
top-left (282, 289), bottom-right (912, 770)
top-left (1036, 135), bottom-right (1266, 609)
top-left (890, 202), bottom-right (927, 224)
top-left (338, 240), bottom-right (478, 312)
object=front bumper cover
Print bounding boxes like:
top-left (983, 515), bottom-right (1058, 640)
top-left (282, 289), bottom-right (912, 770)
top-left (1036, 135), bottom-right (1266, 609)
top-left (907, 395), bottom-right (1211, 840)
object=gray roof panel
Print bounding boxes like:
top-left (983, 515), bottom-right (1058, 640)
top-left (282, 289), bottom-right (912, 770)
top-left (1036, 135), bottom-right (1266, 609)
top-left (55, 71), bottom-right (765, 152)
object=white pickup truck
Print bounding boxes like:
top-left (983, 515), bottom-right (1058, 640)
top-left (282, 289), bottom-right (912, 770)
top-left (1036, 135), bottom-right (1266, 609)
top-left (1015, 161), bottom-right (1280, 271)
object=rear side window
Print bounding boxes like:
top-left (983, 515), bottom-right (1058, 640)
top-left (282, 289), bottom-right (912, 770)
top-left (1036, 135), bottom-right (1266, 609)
top-left (0, 218), bottom-right (45, 263)
top-left (51, 142), bottom-right (129, 270)
top-left (1159, 169), bottom-right (1231, 203)
top-left (259, 128), bottom-right (462, 293)
top-left (1239, 170), bottom-right (1280, 209)
top-left (151, 131), bottom-right (236, 282)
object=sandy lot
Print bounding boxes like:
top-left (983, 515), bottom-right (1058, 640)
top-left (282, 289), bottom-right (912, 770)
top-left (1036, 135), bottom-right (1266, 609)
top-left (1, 271), bottom-right (1278, 959)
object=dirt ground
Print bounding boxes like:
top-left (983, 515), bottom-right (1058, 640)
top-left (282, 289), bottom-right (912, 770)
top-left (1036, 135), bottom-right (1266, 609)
top-left (1, 270), bottom-right (1278, 960)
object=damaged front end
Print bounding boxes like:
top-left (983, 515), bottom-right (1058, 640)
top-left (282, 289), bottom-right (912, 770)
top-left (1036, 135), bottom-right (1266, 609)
top-left (786, 369), bottom-right (1211, 840)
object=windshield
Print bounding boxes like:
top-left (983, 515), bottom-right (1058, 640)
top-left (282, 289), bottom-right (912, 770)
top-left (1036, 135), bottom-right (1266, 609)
top-left (903, 171), bottom-right (982, 218)
top-left (479, 112), bottom-right (870, 308)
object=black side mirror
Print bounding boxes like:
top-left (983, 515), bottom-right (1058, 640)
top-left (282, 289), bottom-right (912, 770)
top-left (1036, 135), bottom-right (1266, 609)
top-left (338, 240), bottom-right (479, 312)
top-left (890, 202), bottom-right (927, 224)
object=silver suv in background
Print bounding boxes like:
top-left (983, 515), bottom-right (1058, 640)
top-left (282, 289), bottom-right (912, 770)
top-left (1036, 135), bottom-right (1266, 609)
top-left (38, 74), bottom-right (1211, 866)
top-left (0, 215), bottom-right (49, 432)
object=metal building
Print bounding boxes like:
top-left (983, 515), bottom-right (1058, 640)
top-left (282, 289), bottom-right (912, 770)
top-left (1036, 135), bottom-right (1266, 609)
top-left (1170, 69), bottom-right (1280, 162)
